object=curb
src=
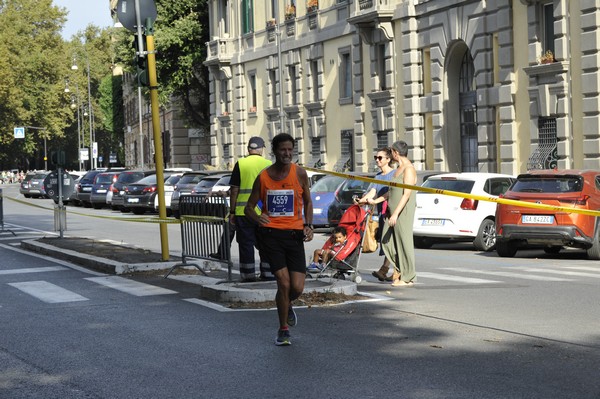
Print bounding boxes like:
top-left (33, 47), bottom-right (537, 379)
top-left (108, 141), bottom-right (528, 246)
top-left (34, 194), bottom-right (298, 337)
top-left (20, 239), bottom-right (358, 304)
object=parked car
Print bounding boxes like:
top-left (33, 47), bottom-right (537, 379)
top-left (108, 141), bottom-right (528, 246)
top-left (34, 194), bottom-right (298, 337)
top-left (327, 173), bottom-right (377, 226)
top-left (110, 170), bottom-right (156, 211)
top-left (191, 173), bottom-right (231, 196)
top-left (76, 170), bottom-right (109, 207)
top-left (171, 170), bottom-right (227, 218)
top-left (19, 172), bottom-right (37, 198)
top-left (122, 173), bottom-right (174, 215)
top-left (26, 171), bottom-right (51, 198)
top-left (310, 175), bottom-right (346, 227)
top-left (413, 172), bottom-right (515, 251)
top-left (90, 171), bottom-right (123, 209)
top-left (163, 173), bottom-right (186, 216)
top-left (68, 174), bottom-right (84, 205)
top-left (495, 169), bottom-right (600, 259)
top-left (207, 174), bottom-right (232, 206)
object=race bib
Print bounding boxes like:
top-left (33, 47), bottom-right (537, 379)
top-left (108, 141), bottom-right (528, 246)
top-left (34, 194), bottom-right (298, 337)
top-left (266, 189), bottom-right (294, 216)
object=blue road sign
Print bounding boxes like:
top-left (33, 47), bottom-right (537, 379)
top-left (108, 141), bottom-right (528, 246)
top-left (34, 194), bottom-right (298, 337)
top-left (14, 127), bottom-right (24, 139)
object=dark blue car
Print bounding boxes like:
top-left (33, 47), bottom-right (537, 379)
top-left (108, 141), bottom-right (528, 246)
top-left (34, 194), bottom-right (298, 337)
top-left (310, 175), bottom-right (345, 227)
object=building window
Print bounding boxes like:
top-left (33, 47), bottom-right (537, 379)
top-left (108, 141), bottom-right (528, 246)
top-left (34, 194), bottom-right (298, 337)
top-left (223, 143), bottom-right (231, 159)
top-left (218, 0), bottom-right (229, 36)
top-left (271, 0), bottom-right (277, 19)
top-left (311, 137), bottom-right (321, 166)
top-left (422, 48), bottom-right (431, 94)
top-left (289, 65), bottom-right (298, 105)
top-left (269, 69), bottom-right (278, 108)
top-left (376, 131), bottom-right (388, 150)
top-left (248, 72), bottom-right (257, 111)
top-left (219, 78), bottom-right (229, 114)
top-left (341, 130), bottom-right (354, 171)
top-left (542, 3), bottom-right (554, 55)
top-left (527, 117), bottom-right (558, 170)
top-left (242, 0), bottom-right (254, 34)
top-left (339, 49), bottom-right (352, 101)
top-left (376, 43), bottom-right (387, 91)
top-left (310, 60), bottom-right (319, 102)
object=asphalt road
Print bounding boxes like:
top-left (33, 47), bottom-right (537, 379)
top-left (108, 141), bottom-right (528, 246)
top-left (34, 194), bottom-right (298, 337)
top-left (1, 183), bottom-right (600, 398)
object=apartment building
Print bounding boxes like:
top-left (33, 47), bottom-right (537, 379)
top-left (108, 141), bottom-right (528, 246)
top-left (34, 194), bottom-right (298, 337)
top-left (205, 0), bottom-right (600, 174)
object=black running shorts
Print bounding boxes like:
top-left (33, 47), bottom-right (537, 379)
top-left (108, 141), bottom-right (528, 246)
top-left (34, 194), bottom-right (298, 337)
top-left (256, 227), bottom-right (306, 274)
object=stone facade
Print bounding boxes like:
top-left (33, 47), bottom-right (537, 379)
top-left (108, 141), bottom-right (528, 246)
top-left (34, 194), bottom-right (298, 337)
top-left (196, 0), bottom-right (600, 173)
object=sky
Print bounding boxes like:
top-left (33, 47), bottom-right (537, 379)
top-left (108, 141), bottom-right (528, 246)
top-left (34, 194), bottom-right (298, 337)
top-left (53, 0), bottom-right (114, 39)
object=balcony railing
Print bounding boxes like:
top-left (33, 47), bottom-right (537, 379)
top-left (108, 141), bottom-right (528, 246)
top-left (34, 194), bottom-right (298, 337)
top-left (205, 38), bottom-right (234, 65)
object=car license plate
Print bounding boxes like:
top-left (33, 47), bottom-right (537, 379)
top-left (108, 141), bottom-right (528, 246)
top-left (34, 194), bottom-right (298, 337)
top-left (97, 189), bottom-right (107, 194)
top-left (314, 208), bottom-right (322, 214)
top-left (422, 219), bottom-right (445, 226)
top-left (83, 187), bottom-right (92, 192)
top-left (127, 198), bottom-right (139, 203)
top-left (522, 215), bottom-right (554, 224)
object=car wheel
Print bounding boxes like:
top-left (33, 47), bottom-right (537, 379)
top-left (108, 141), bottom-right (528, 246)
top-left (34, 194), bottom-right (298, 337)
top-left (132, 208), bottom-right (145, 215)
top-left (586, 225), bottom-right (600, 260)
top-left (543, 246), bottom-right (562, 254)
top-left (82, 201), bottom-right (91, 208)
top-left (120, 207), bottom-right (131, 213)
top-left (24, 194), bottom-right (31, 198)
top-left (414, 236), bottom-right (434, 249)
top-left (92, 203), bottom-right (102, 209)
top-left (496, 239), bottom-right (517, 257)
top-left (111, 205), bottom-right (120, 211)
top-left (473, 218), bottom-right (496, 252)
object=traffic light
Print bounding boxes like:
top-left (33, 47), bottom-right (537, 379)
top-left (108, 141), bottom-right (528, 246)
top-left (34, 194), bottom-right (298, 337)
top-left (133, 34), bottom-right (149, 87)
top-left (50, 150), bottom-right (66, 167)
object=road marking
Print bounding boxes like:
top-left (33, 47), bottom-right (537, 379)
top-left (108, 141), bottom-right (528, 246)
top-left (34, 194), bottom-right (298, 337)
top-left (517, 267), bottom-right (600, 279)
top-left (442, 267), bottom-right (573, 282)
top-left (417, 271), bottom-right (500, 284)
top-left (562, 266), bottom-right (600, 273)
top-left (86, 276), bottom-right (177, 296)
top-left (0, 266), bottom-right (67, 275)
top-left (8, 281), bottom-right (88, 303)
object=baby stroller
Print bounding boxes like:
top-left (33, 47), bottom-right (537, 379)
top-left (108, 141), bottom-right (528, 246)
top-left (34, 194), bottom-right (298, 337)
top-left (311, 204), bottom-right (372, 284)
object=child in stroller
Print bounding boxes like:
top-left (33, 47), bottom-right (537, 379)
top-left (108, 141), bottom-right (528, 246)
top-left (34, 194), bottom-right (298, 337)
top-left (307, 226), bottom-right (347, 272)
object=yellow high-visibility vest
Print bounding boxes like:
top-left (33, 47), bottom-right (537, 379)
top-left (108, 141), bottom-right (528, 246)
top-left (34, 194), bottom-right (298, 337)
top-left (235, 155), bottom-right (272, 216)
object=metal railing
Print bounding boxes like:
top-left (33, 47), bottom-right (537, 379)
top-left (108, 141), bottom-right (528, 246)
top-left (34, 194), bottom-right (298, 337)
top-left (164, 195), bottom-right (233, 280)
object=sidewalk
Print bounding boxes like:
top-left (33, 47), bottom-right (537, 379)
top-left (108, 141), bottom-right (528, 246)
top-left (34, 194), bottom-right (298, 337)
top-left (21, 237), bottom-right (358, 304)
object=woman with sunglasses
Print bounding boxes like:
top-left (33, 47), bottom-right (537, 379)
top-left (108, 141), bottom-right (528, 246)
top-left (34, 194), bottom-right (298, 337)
top-left (357, 147), bottom-right (396, 282)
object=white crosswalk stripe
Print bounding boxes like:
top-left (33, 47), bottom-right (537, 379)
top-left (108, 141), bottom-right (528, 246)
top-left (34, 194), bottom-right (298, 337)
top-left (8, 281), bottom-right (88, 303)
top-left (517, 267), bottom-right (600, 279)
top-left (416, 271), bottom-right (499, 284)
top-left (0, 266), bottom-right (67, 275)
top-left (85, 276), bottom-right (177, 296)
top-left (441, 267), bottom-right (573, 282)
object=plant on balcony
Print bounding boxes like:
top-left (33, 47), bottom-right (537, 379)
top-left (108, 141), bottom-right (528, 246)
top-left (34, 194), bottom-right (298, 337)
top-left (266, 19), bottom-right (277, 28)
top-left (249, 106), bottom-right (257, 113)
top-left (285, 4), bottom-right (296, 20)
top-left (307, 0), bottom-right (318, 13)
top-left (539, 50), bottom-right (555, 65)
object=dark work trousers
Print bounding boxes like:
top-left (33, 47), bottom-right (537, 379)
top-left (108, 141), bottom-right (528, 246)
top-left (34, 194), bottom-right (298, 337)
top-left (235, 216), bottom-right (272, 280)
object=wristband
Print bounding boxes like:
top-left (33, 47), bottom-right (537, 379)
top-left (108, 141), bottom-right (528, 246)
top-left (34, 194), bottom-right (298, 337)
top-left (304, 224), bottom-right (314, 230)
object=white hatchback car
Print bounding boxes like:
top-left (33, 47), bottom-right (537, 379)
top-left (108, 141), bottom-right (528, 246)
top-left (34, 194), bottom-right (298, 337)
top-left (412, 172), bottom-right (515, 251)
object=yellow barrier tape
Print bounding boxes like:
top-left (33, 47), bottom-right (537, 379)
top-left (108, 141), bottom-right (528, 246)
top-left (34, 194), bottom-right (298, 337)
top-left (1, 194), bottom-right (181, 224)
top-left (305, 167), bottom-right (600, 218)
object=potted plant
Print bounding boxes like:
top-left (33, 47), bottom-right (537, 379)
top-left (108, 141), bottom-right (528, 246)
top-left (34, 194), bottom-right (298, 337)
top-left (307, 0), bottom-right (318, 13)
top-left (285, 4), bottom-right (296, 20)
top-left (266, 18), bottom-right (276, 28)
top-left (249, 106), bottom-right (257, 113)
top-left (539, 50), bottom-right (555, 64)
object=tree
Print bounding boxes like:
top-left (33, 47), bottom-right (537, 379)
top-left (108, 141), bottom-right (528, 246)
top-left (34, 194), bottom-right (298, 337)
top-left (114, 0), bottom-right (210, 129)
top-left (0, 0), bottom-right (70, 170)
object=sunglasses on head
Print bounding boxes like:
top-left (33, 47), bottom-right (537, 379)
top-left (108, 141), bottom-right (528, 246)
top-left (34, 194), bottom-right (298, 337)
top-left (374, 156), bottom-right (386, 161)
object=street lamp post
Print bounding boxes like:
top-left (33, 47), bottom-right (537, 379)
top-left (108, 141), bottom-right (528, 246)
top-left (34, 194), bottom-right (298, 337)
top-left (72, 54), bottom-right (95, 170)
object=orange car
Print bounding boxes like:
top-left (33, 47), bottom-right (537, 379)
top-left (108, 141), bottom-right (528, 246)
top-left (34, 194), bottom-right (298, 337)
top-left (495, 169), bottom-right (600, 259)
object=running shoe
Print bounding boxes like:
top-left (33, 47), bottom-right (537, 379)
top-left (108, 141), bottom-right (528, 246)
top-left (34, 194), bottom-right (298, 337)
top-left (275, 329), bottom-right (291, 346)
top-left (287, 304), bottom-right (297, 327)
top-left (306, 262), bottom-right (323, 273)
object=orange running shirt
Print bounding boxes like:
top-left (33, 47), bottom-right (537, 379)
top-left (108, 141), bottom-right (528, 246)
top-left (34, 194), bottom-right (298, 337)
top-left (258, 163), bottom-right (304, 230)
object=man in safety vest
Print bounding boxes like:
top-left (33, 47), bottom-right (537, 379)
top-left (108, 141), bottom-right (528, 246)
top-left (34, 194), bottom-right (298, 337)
top-left (229, 136), bottom-right (273, 281)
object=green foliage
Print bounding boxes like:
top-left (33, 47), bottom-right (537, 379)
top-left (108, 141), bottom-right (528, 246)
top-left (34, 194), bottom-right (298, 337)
top-left (113, 0), bottom-right (210, 128)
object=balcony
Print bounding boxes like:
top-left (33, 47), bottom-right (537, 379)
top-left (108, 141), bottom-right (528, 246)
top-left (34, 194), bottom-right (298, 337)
top-left (205, 38), bottom-right (234, 66)
top-left (347, 0), bottom-right (395, 44)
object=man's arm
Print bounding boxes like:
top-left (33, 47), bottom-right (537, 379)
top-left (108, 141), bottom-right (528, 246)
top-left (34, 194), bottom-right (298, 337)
top-left (298, 168), bottom-right (314, 242)
top-left (244, 176), bottom-right (268, 225)
top-left (228, 163), bottom-right (241, 218)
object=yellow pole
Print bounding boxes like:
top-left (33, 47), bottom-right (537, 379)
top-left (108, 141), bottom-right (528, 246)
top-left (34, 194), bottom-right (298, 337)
top-left (145, 22), bottom-right (169, 261)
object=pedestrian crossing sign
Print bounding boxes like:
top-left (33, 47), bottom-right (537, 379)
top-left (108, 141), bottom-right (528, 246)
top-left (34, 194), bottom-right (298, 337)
top-left (14, 127), bottom-right (25, 139)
